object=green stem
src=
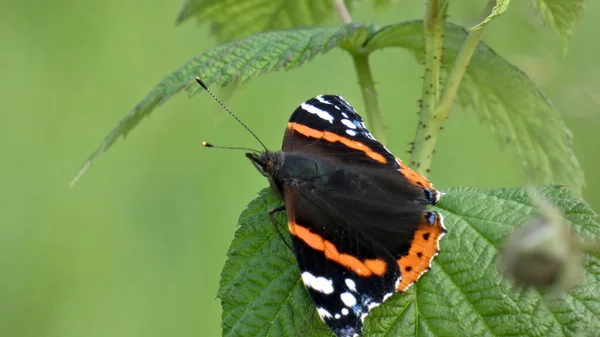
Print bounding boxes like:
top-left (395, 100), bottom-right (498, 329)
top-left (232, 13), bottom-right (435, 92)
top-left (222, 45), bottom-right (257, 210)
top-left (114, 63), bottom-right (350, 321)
top-left (352, 54), bottom-right (386, 144)
top-left (411, 0), bottom-right (497, 174)
top-left (435, 0), bottom-right (496, 124)
top-left (410, 0), bottom-right (447, 172)
top-left (332, 0), bottom-right (352, 24)
top-left (333, 0), bottom-right (384, 142)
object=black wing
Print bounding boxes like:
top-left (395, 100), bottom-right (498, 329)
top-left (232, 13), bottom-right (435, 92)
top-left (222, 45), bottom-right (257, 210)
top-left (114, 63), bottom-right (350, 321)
top-left (277, 96), bottom-right (448, 336)
top-left (282, 94), bottom-right (440, 205)
top-left (281, 156), bottom-right (429, 336)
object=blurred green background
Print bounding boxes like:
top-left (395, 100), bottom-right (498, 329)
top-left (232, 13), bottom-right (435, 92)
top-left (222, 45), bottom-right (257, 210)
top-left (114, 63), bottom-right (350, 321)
top-left (2, 1), bottom-right (599, 336)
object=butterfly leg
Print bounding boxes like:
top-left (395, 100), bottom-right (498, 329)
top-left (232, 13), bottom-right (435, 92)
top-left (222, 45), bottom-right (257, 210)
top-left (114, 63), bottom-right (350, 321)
top-left (269, 205), bottom-right (292, 251)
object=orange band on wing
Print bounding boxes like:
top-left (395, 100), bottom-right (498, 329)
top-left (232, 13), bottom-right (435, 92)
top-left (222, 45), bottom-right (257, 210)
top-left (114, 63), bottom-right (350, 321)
top-left (395, 157), bottom-right (434, 189)
top-left (288, 122), bottom-right (387, 164)
top-left (289, 221), bottom-right (387, 277)
top-left (396, 212), bottom-right (445, 292)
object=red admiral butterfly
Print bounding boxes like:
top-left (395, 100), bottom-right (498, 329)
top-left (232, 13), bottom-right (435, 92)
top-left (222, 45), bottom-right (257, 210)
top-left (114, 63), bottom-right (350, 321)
top-left (197, 78), bottom-right (445, 337)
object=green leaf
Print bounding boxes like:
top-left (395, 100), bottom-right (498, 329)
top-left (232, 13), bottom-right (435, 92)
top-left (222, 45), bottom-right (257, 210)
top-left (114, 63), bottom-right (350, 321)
top-left (362, 21), bottom-right (585, 193)
top-left (71, 25), bottom-right (362, 185)
top-left (339, 24), bottom-right (378, 53)
top-left (221, 186), bottom-right (600, 336)
top-left (470, 0), bottom-right (511, 30)
top-left (219, 189), bottom-right (333, 337)
top-left (177, 0), bottom-right (352, 42)
top-left (531, 0), bottom-right (584, 50)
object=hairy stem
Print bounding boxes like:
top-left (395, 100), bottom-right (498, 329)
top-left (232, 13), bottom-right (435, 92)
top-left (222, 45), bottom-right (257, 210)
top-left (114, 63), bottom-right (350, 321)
top-left (411, 0), bottom-right (498, 174)
top-left (353, 54), bottom-right (386, 144)
top-left (435, 0), bottom-right (496, 123)
top-left (411, 0), bottom-right (447, 172)
top-left (332, 0), bottom-right (352, 24)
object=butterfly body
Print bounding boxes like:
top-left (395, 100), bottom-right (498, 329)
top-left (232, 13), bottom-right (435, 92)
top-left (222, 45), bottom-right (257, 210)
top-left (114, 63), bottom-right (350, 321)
top-left (246, 95), bottom-right (446, 337)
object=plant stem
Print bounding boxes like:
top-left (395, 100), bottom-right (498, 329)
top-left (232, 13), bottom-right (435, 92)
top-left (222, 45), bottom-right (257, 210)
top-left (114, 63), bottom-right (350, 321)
top-left (435, 0), bottom-right (496, 123)
top-left (332, 0), bottom-right (352, 24)
top-left (333, 1), bottom-right (384, 142)
top-left (353, 54), bottom-right (386, 144)
top-left (411, 0), bottom-right (447, 172)
top-left (411, 0), bottom-right (497, 174)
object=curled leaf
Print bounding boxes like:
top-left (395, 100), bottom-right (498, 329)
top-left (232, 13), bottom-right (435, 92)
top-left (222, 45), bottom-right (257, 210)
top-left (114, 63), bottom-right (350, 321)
top-left (469, 0), bottom-right (511, 31)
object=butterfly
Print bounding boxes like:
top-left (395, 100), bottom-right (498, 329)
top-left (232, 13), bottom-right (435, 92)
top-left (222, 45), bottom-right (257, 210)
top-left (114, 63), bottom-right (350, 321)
top-left (198, 79), bottom-right (445, 337)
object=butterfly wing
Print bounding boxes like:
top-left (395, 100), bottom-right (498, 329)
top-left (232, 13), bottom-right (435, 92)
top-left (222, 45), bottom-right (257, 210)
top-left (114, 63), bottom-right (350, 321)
top-left (282, 95), bottom-right (446, 295)
top-left (285, 189), bottom-right (397, 336)
top-left (282, 161), bottom-right (430, 337)
top-left (282, 94), bottom-right (440, 205)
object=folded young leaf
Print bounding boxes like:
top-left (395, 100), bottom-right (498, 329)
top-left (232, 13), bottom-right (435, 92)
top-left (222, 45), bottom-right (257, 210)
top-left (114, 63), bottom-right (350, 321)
top-left (71, 25), bottom-right (362, 185)
top-left (531, 0), bottom-right (584, 50)
top-left (470, 0), bottom-right (510, 31)
top-left (221, 186), bottom-right (600, 336)
top-left (363, 21), bottom-right (584, 193)
top-left (177, 0), bottom-right (352, 42)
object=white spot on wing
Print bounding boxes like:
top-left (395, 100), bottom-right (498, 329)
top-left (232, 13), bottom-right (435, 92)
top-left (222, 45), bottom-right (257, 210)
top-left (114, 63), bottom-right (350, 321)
top-left (342, 112), bottom-right (349, 118)
top-left (432, 189), bottom-right (443, 203)
top-left (341, 119), bottom-right (357, 129)
top-left (317, 307), bottom-right (333, 319)
top-left (334, 313), bottom-right (341, 319)
top-left (345, 279), bottom-right (357, 292)
top-left (437, 212), bottom-right (446, 247)
top-left (346, 129), bottom-right (357, 136)
top-left (337, 96), bottom-right (354, 111)
top-left (301, 103), bottom-right (334, 123)
top-left (368, 301), bottom-right (381, 310)
top-left (301, 272), bottom-right (334, 294)
top-left (340, 292), bottom-right (357, 307)
top-left (316, 95), bottom-right (331, 105)
top-left (342, 308), bottom-right (349, 316)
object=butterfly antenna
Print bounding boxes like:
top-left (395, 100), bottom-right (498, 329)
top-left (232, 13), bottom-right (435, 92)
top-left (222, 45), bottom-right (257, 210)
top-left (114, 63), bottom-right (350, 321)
top-left (202, 141), bottom-right (260, 153)
top-left (195, 77), bottom-right (268, 151)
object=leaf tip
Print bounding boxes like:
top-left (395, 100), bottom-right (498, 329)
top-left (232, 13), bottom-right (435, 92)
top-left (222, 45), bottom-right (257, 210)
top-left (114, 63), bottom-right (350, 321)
top-left (467, 23), bottom-right (484, 32)
top-left (69, 160), bottom-right (92, 188)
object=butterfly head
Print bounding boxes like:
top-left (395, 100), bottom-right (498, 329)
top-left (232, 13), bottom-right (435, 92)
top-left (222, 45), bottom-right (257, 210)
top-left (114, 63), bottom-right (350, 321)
top-left (246, 151), bottom-right (285, 200)
top-left (246, 152), bottom-right (279, 177)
